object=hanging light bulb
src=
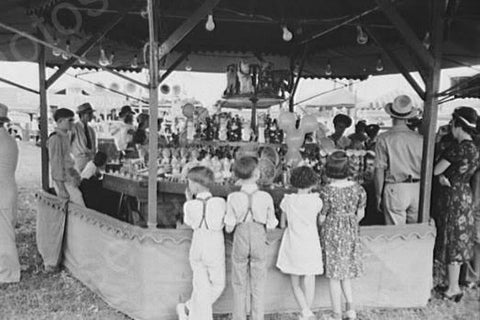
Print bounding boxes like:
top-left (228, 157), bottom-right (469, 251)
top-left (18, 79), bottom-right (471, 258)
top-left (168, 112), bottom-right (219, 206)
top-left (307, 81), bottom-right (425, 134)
top-left (356, 25), bottom-right (368, 45)
top-left (375, 56), bottom-right (384, 72)
top-left (205, 14), bottom-right (215, 31)
top-left (423, 32), bottom-right (431, 49)
top-left (61, 40), bottom-right (71, 60)
top-left (282, 25), bottom-right (293, 42)
top-left (325, 60), bottom-right (332, 76)
top-left (99, 48), bottom-right (110, 67)
top-left (185, 58), bottom-right (192, 71)
top-left (52, 37), bottom-right (62, 57)
top-left (109, 51), bottom-right (115, 65)
top-left (131, 54), bottom-right (139, 68)
top-left (79, 53), bottom-right (86, 65)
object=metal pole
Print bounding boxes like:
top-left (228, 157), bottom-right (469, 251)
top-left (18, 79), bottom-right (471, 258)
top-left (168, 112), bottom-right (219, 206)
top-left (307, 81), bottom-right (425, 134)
top-left (147, 0), bottom-right (159, 229)
top-left (38, 31), bottom-right (49, 191)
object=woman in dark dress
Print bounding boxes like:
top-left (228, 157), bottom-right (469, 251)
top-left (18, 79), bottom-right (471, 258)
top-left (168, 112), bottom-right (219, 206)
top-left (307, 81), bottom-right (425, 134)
top-left (434, 107), bottom-right (479, 301)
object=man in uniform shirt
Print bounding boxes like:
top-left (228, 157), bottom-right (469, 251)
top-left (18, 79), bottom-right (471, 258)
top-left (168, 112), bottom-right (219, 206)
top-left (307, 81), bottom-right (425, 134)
top-left (71, 103), bottom-right (96, 173)
top-left (374, 95), bottom-right (423, 225)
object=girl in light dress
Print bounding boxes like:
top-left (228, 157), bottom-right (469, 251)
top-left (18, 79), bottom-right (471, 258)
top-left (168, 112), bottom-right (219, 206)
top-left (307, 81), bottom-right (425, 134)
top-left (277, 166), bottom-right (324, 320)
top-left (319, 151), bottom-right (366, 320)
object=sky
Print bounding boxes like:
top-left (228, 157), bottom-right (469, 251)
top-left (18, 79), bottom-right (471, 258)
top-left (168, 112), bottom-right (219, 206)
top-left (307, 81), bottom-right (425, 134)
top-left (0, 61), bottom-right (479, 109)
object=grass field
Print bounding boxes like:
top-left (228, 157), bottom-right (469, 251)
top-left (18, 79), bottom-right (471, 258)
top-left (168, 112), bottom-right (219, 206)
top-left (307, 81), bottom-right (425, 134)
top-left (0, 142), bottom-right (478, 320)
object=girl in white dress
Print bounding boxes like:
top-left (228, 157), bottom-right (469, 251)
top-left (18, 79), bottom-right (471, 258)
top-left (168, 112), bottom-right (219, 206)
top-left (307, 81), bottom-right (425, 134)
top-left (0, 104), bottom-right (20, 283)
top-left (277, 166), bottom-right (324, 320)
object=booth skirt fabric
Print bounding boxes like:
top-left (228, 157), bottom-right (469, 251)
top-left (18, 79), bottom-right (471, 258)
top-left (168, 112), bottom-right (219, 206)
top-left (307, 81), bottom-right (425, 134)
top-left (0, 207), bottom-right (20, 283)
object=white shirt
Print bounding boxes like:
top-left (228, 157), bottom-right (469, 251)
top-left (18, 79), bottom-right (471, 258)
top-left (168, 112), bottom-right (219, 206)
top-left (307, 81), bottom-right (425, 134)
top-left (110, 121), bottom-right (134, 151)
top-left (225, 183), bottom-right (278, 230)
top-left (80, 161), bottom-right (98, 180)
top-left (183, 192), bottom-right (226, 231)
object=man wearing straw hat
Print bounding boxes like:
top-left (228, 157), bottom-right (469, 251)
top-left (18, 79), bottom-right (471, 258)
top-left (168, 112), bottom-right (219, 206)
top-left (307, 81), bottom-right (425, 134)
top-left (71, 103), bottom-right (97, 173)
top-left (0, 103), bottom-right (20, 283)
top-left (374, 95), bottom-right (423, 225)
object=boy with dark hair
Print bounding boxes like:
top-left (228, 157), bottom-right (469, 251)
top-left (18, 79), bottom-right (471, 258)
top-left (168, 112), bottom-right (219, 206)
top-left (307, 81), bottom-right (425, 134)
top-left (48, 108), bottom-right (85, 205)
top-left (225, 156), bottom-right (278, 320)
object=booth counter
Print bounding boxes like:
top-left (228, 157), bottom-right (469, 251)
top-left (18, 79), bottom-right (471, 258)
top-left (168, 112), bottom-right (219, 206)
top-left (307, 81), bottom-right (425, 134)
top-left (36, 190), bottom-right (435, 320)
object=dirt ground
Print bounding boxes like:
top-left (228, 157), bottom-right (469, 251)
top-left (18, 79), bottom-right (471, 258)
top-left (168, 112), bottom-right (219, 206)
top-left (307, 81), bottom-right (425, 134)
top-left (0, 141), bottom-right (478, 320)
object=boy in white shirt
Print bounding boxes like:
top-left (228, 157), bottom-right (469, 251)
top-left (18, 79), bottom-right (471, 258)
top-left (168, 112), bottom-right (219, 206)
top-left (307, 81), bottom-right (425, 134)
top-left (81, 151), bottom-right (107, 180)
top-left (177, 166), bottom-right (227, 320)
top-left (225, 156), bottom-right (278, 320)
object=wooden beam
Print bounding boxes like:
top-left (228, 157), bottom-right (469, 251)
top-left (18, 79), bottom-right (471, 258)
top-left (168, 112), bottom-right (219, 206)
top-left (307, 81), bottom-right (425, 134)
top-left (46, 11), bottom-right (129, 89)
top-left (367, 28), bottom-right (426, 100)
top-left (38, 31), bottom-right (49, 191)
top-left (299, 6), bottom-right (380, 45)
top-left (0, 21), bottom-right (148, 89)
top-left (375, 0), bottom-right (435, 69)
top-left (408, 50), bottom-right (428, 86)
top-left (0, 77), bottom-right (39, 94)
top-left (159, 51), bottom-right (189, 84)
top-left (289, 45), bottom-right (309, 111)
top-left (147, 0), bottom-right (159, 229)
top-left (419, 0), bottom-right (446, 223)
top-left (158, 0), bottom-right (221, 61)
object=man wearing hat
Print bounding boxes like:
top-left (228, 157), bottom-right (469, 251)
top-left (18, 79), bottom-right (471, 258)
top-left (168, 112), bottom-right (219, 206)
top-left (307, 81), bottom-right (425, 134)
top-left (110, 105), bottom-right (135, 154)
top-left (0, 103), bottom-right (21, 282)
top-left (71, 103), bottom-right (97, 173)
top-left (374, 95), bottom-right (423, 225)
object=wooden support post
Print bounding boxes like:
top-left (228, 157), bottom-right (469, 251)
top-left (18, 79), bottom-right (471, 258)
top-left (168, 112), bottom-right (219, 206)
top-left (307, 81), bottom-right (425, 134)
top-left (46, 10), bottom-right (129, 89)
top-left (250, 97), bottom-right (258, 133)
top-left (159, 51), bottom-right (189, 84)
top-left (0, 77), bottom-right (39, 94)
top-left (147, 0), bottom-right (159, 229)
top-left (158, 0), bottom-right (220, 61)
top-left (38, 32), bottom-right (49, 191)
top-left (367, 29), bottom-right (426, 100)
top-left (419, 0), bottom-right (445, 223)
top-left (375, 0), bottom-right (434, 69)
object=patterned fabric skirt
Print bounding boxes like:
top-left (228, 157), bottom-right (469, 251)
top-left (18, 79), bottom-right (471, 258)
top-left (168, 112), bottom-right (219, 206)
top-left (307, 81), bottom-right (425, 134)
top-left (433, 183), bottom-right (475, 286)
top-left (320, 214), bottom-right (363, 280)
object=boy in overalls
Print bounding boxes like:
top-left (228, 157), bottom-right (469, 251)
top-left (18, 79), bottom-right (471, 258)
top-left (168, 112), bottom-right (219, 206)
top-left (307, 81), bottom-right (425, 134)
top-left (225, 156), bottom-right (278, 320)
top-left (177, 166), bottom-right (227, 320)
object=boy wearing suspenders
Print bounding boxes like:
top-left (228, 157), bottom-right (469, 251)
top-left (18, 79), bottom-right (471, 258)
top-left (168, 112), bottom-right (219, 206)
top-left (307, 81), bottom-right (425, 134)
top-left (225, 156), bottom-right (278, 320)
top-left (177, 166), bottom-right (227, 320)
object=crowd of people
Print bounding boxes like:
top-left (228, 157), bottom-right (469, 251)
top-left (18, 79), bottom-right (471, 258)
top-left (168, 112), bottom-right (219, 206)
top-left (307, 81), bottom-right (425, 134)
top-left (0, 93), bottom-right (479, 319)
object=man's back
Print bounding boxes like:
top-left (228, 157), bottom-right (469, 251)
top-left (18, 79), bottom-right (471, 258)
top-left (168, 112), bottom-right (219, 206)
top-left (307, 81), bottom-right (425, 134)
top-left (375, 125), bottom-right (423, 183)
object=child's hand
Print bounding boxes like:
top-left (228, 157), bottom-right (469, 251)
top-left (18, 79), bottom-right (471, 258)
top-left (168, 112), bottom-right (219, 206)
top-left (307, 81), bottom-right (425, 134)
top-left (439, 174), bottom-right (451, 187)
top-left (318, 215), bottom-right (326, 225)
top-left (185, 186), bottom-right (193, 200)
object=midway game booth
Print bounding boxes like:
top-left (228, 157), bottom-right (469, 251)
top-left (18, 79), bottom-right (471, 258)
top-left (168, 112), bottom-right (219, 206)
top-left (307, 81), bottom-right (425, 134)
top-left (2, 0), bottom-right (480, 319)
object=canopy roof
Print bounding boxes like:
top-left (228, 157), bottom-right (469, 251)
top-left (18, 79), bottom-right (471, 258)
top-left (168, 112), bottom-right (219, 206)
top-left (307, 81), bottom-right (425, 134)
top-left (1, 0), bottom-right (480, 79)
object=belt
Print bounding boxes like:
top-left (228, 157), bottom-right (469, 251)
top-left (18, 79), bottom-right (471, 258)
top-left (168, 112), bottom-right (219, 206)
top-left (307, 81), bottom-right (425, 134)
top-left (387, 177), bottom-right (420, 184)
top-left (403, 177), bottom-right (420, 183)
